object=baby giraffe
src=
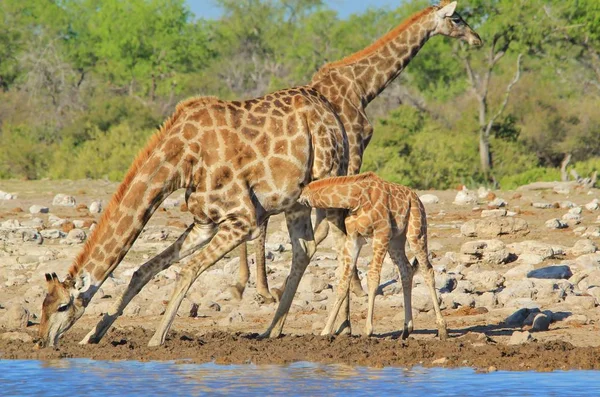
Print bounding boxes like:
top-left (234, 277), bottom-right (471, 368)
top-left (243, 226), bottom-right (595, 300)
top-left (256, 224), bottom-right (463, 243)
top-left (298, 172), bottom-right (448, 340)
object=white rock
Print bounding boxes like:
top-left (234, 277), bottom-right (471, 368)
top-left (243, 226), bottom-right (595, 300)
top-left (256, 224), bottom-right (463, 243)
top-left (569, 239), bottom-right (598, 256)
top-left (569, 207), bottom-right (583, 215)
top-left (0, 190), bottom-right (16, 200)
top-left (488, 198), bottom-right (507, 208)
top-left (419, 194), bottom-right (439, 204)
top-left (453, 189), bottom-right (477, 205)
top-left (477, 187), bottom-right (491, 199)
top-left (29, 205), bottom-right (49, 214)
top-left (533, 202), bottom-right (554, 209)
top-left (460, 240), bottom-right (510, 265)
top-left (559, 201), bottom-right (577, 209)
top-left (509, 330), bottom-right (534, 345)
top-left (40, 229), bottom-right (65, 239)
top-left (582, 227), bottom-right (600, 238)
top-left (481, 209), bottom-right (507, 218)
top-left (1, 219), bottom-right (21, 229)
top-left (89, 201), bottom-right (103, 214)
top-left (585, 199), bottom-right (599, 211)
top-left (545, 218), bottom-right (568, 229)
top-left (52, 194), bottom-right (76, 207)
top-left (162, 197), bottom-right (181, 209)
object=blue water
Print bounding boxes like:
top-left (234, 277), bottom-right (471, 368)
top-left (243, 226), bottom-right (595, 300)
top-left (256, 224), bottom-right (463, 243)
top-left (1, 360), bottom-right (599, 396)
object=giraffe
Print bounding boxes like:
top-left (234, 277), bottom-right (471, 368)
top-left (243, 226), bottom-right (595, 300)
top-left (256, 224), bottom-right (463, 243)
top-left (298, 172), bottom-right (447, 340)
top-left (38, 91), bottom-right (349, 347)
top-left (238, 0), bottom-right (482, 333)
top-left (38, 0), bottom-right (482, 347)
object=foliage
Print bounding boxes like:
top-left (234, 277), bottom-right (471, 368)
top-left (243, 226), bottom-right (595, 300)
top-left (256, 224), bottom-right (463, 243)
top-left (0, 0), bottom-right (597, 188)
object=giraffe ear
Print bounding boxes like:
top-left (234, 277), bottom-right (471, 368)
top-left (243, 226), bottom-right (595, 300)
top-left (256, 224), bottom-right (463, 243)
top-left (437, 1), bottom-right (457, 18)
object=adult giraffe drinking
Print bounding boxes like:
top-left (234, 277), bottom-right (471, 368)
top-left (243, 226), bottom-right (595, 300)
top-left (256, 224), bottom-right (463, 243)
top-left (38, 1), bottom-right (481, 347)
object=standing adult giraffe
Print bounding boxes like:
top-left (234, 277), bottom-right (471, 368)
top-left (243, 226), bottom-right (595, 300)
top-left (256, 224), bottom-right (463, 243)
top-left (38, 1), bottom-right (482, 347)
top-left (239, 0), bottom-right (482, 336)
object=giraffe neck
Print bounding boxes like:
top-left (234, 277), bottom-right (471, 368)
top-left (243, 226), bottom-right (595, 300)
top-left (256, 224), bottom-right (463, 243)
top-left (67, 127), bottom-right (188, 305)
top-left (312, 7), bottom-right (436, 107)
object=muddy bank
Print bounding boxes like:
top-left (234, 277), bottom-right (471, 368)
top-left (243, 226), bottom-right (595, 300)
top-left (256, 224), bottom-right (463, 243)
top-left (1, 327), bottom-right (598, 372)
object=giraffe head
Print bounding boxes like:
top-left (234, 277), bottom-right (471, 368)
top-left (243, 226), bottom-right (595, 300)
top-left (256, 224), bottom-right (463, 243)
top-left (433, 1), bottom-right (482, 46)
top-left (38, 272), bottom-right (90, 347)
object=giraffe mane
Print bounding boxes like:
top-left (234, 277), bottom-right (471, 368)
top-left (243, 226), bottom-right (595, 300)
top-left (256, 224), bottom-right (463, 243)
top-left (68, 95), bottom-right (218, 278)
top-left (305, 172), bottom-right (377, 192)
top-left (320, 7), bottom-right (434, 71)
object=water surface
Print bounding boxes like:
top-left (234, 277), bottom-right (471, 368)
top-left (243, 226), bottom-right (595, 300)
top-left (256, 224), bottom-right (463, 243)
top-left (1, 359), bottom-right (599, 396)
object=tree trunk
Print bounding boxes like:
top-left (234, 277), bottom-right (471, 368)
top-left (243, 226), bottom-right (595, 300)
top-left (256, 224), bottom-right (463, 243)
top-left (479, 131), bottom-right (491, 177)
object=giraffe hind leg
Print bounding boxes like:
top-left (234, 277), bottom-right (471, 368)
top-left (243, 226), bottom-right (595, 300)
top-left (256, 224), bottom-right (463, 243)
top-left (149, 215), bottom-right (254, 347)
top-left (388, 236), bottom-right (414, 340)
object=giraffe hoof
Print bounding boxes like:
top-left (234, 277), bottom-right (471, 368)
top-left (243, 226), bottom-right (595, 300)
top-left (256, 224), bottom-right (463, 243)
top-left (270, 288), bottom-right (283, 303)
top-left (228, 284), bottom-right (244, 301)
top-left (253, 292), bottom-right (275, 305)
top-left (438, 327), bottom-right (449, 341)
top-left (351, 283), bottom-right (367, 298)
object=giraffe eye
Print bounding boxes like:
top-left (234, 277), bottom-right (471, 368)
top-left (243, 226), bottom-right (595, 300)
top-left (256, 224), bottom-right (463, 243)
top-left (57, 303), bottom-right (70, 312)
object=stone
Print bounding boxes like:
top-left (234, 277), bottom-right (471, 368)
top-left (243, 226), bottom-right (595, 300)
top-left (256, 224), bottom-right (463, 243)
top-left (545, 218), bottom-right (568, 229)
top-left (446, 292), bottom-right (475, 308)
top-left (467, 270), bottom-right (505, 292)
top-left (1, 219), bottom-right (20, 229)
top-left (481, 209), bottom-right (507, 218)
top-left (29, 205), bottom-right (49, 214)
top-left (460, 240), bottom-right (510, 265)
top-left (460, 217), bottom-right (528, 238)
top-left (0, 190), bottom-right (16, 200)
top-left (582, 227), bottom-right (600, 238)
top-left (455, 280), bottom-right (475, 294)
top-left (564, 295), bottom-right (597, 310)
top-left (411, 285), bottom-right (437, 312)
top-left (509, 330), bottom-right (534, 345)
top-left (0, 332), bottom-right (33, 343)
top-left (298, 273), bottom-right (330, 294)
top-left (497, 280), bottom-right (536, 306)
top-left (569, 240), bottom-right (597, 256)
top-left (531, 313), bottom-right (551, 332)
top-left (564, 314), bottom-right (588, 326)
top-left (488, 198), bottom-right (507, 208)
top-left (62, 228), bottom-right (86, 244)
top-left (218, 310), bottom-right (245, 326)
top-left (569, 207), bottom-right (583, 215)
top-left (508, 241), bottom-right (556, 260)
top-left (141, 228), bottom-right (169, 241)
top-left (505, 307), bottom-right (540, 326)
top-left (40, 229), bottom-right (65, 239)
top-left (453, 189), bottom-right (477, 205)
top-left (527, 265), bottom-right (572, 280)
top-left (533, 202), bottom-right (554, 209)
top-left (562, 213), bottom-right (582, 223)
top-left (432, 357), bottom-right (448, 365)
top-left (52, 194), bottom-right (76, 207)
top-left (419, 194), bottom-right (439, 204)
top-left (1, 304), bottom-right (30, 329)
top-left (585, 199), bottom-right (599, 211)
top-left (89, 201), bottom-right (103, 214)
top-left (575, 252), bottom-right (600, 269)
top-left (474, 292), bottom-right (498, 308)
top-left (559, 201), bottom-right (577, 209)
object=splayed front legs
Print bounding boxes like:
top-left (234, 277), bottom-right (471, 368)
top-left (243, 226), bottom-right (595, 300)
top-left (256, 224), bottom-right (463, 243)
top-left (79, 223), bottom-right (217, 344)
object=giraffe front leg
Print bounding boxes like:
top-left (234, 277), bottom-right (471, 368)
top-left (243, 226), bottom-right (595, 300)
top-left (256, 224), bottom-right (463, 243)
top-left (253, 220), bottom-right (276, 303)
top-left (80, 223), bottom-right (214, 344)
top-left (148, 217), bottom-right (251, 347)
top-left (365, 237), bottom-right (389, 337)
top-left (322, 234), bottom-right (362, 335)
top-left (389, 237), bottom-right (414, 340)
top-left (229, 241), bottom-right (249, 301)
top-left (261, 204), bottom-right (315, 338)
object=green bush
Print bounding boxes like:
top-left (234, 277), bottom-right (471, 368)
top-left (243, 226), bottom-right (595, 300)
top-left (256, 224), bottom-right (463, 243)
top-left (498, 167), bottom-right (561, 190)
top-left (0, 124), bottom-right (53, 179)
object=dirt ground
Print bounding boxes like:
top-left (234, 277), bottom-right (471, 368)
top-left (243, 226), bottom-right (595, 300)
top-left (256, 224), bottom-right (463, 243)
top-left (0, 179), bottom-right (599, 371)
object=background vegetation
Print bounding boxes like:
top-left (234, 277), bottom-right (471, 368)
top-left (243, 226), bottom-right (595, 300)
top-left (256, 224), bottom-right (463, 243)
top-left (0, 0), bottom-right (598, 189)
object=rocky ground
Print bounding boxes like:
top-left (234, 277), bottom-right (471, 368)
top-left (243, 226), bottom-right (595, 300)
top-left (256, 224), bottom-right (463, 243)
top-left (0, 179), bottom-right (599, 371)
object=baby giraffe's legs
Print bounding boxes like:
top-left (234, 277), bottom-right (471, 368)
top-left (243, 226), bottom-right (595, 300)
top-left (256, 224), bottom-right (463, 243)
top-left (365, 235), bottom-right (390, 337)
top-left (388, 235), bottom-right (414, 340)
top-left (408, 236), bottom-right (448, 340)
top-left (321, 233), bottom-right (364, 336)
